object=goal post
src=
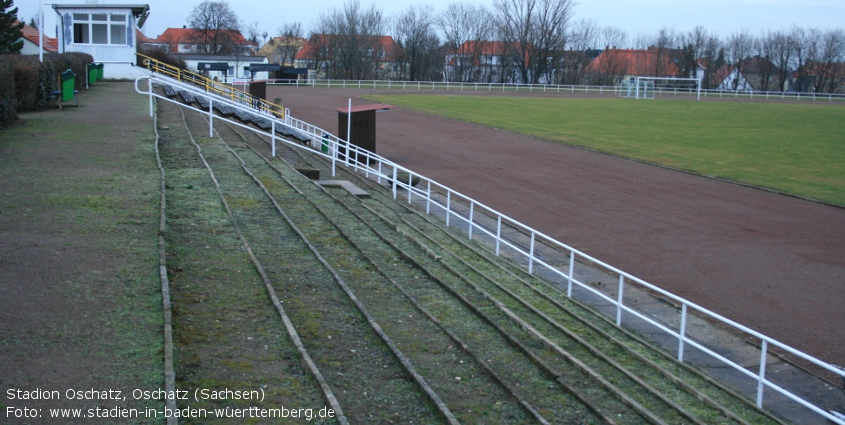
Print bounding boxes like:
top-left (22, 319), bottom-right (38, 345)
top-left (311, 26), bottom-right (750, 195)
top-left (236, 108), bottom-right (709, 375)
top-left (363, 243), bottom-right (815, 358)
top-left (635, 76), bottom-right (702, 101)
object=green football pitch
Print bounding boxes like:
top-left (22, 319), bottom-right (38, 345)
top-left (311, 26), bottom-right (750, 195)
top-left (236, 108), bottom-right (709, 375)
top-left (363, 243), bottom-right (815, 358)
top-left (364, 94), bottom-right (845, 206)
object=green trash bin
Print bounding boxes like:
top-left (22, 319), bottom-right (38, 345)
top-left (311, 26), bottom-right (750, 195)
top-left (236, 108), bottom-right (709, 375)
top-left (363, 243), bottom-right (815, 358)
top-left (96, 63), bottom-right (104, 81)
top-left (87, 63), bottom-right (97, 85)
top-left (321, 133), bottom-right (329, 153)
top-left (61, 69), bottom-right (75, 102)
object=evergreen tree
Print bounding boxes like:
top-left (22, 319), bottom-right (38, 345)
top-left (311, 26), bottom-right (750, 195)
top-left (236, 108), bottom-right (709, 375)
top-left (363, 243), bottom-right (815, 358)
top-left (0, 0), bottom-right (24, 54)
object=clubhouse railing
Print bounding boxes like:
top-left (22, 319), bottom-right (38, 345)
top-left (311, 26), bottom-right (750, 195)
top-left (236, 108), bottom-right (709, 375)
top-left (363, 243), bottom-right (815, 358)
top-left (270, 78), bottom-right (845, 103)
top-left (136, 73), bottom-right (845, 425)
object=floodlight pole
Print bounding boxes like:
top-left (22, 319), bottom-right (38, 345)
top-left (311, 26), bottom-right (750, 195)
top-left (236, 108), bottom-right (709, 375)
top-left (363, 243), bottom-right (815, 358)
top-left (39, 1), bottom-right (44, 62)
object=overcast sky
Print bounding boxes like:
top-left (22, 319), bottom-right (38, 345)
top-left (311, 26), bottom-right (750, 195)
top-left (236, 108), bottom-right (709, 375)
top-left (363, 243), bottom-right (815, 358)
top-left (20, 0), bottom-right (845, 45)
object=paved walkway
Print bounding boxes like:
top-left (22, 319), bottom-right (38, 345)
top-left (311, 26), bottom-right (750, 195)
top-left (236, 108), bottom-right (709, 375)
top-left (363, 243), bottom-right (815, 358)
top-left (272, 86), bottom-right (845, 370)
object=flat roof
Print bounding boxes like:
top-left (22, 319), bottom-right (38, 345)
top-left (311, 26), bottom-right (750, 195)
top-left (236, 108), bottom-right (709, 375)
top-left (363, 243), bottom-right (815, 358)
top-left (53, 4), bottom-right (150, 17)
top-left (334, 104), bottom-right (393, 114)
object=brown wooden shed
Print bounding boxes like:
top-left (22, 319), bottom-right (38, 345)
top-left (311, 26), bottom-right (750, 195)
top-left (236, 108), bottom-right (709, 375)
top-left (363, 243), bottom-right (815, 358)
top-left (335, 103), bottom-right (392, 163)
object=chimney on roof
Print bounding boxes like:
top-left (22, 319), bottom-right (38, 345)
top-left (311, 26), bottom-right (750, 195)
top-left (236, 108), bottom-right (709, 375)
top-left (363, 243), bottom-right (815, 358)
top-left (183, 25), bottom-right (186, 29)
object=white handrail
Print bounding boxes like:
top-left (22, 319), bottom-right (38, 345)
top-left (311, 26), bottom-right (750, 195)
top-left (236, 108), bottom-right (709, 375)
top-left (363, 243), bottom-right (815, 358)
top-left (136, 74), bottom-right (845, 425)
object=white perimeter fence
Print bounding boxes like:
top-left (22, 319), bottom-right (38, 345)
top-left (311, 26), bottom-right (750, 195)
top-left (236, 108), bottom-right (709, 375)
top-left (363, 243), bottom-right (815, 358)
top-left (136, 74), bottom-right (845, 424)
top-left (267, 78), bottom-right (845, 103)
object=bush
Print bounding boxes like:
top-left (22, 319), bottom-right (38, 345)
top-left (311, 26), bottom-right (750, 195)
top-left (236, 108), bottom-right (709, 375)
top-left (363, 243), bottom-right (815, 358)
top-left (138, 47), bottom-right (187, 70)
top-left (0, 58), bottom-right (17, 128)
top-left (0, 52), bottom-right (95, 128)
top-left (45, 52), bottom-right (94, 89)
top-left (10, 55), bottom-right (43, 111)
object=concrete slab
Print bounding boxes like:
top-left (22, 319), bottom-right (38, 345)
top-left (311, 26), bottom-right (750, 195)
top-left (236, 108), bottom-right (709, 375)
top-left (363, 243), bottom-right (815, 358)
top-left (316, 180), bottom-right (370, 198)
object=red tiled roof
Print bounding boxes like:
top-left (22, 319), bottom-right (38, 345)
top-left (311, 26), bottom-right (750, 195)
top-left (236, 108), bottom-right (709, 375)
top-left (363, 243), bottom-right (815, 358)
top-left (444, 40), bottom-right (530, 67)
top-left (136, 29), bottom-right (158, 44)
top-left (456, 40), bottom-right (511, 56)
top-left (586, 48), bottom-right (680, 77)
top-left (17, 20), bottom-right (58, 53)
top-left (295, 34), bottom-right (400, 62)
top-left (152, 27), bottom-right (254, 53)
top-left (710, 64), bottom-right (736, 87)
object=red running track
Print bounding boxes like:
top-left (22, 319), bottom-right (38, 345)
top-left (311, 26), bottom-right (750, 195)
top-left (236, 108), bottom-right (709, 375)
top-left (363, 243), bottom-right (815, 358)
top-left (272, 86), bottom-right (845, 366)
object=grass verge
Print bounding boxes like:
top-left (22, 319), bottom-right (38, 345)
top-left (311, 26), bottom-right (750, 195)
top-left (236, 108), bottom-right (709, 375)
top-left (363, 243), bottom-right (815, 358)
top-left (365, 94), bottom-right (845, 206)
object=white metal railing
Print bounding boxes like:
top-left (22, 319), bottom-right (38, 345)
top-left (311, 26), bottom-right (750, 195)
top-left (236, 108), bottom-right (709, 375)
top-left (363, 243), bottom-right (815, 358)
top-left (136, 74), bottom-right (845, 424)
top-left (269, 78), bottom-right (845, 103)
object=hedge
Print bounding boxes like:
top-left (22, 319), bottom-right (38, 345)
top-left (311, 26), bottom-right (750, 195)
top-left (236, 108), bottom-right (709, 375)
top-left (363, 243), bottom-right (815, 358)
top-left (0, 52), bottom-right (94, 128)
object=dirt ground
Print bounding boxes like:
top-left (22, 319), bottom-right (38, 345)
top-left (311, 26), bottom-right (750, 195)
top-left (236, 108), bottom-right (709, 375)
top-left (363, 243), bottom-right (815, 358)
top-left (271, 86), bottom-right (845, 368)
top-left (0, 82), bottom-right (162, 423)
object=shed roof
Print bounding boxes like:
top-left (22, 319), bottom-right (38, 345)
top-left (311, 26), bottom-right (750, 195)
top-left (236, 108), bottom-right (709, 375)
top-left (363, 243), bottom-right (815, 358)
top-left (334, 104), bottom-right (393, 114)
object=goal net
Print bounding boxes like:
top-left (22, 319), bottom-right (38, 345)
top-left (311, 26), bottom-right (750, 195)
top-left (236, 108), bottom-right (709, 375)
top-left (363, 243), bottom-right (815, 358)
top-left (619, 78), bottom-right (655, 99)
top-left (631, 77), bottom-right (702, 101)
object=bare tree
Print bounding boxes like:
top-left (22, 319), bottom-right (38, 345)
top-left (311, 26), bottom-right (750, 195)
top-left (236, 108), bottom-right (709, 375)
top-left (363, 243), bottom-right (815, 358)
top-left (726, 29), bottom-right (755, 91)
top-left (653, 27), bottom-right (679, 76)
top-left (392, 5), bottom-right (440, 81)
top-left (437, 2), bottom-right (494, 82)
top-left (791, 26), bottom-right (821, 91)
top-left (313, 0), bottom-right (385, 80)
top-left (754, 31), bottom-right (778, 91)
top-left (244, 21), bottom-right (261, 45)
top-left (29, 10), bottom-right (43, 31)
top-left (560, 18), bottom-right (599, 84)
top-left (586, 26), bottom-right (630, 86)
top-left (494, 0), bottom-right (575, 84)
top-left (678, 26), bottom-right (705, 77)
top-left (186, 0), bottom-right (240, 54)
top-left (271, 22), bottom-right (304, 66)
top-left (814, 29), bottom-right (845, 93)
top-left (768, 29), bottom-right (795, 92)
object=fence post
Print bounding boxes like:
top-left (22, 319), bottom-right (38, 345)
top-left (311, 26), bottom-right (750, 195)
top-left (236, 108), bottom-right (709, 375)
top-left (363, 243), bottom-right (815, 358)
top-left (757, 340), bottom-right (768, 407)
top-left (616, 275), bottom-right (625, 326)
top-left (678, 304), bottom-right (688, 361)
top-left (567, 252), bottom-right (575, 297)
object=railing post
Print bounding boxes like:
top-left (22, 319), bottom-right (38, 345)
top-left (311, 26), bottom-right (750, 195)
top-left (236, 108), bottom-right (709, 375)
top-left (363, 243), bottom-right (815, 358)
top-left (757, 340), bottom-right (768, 407)
top-left (392, 167), bottom-right (398, 199)
top-left (271, 121), bottom-right (276, 157)
top-left (567, 251), bottom-right (575, 297)
top-left (495, 215), bottom-right (502, 256)
top-left (208, 98), bottom-right (214, 137)
top-left (426, 181), bottom-right (431, 214)
top-left (678, 303), bottom-right (688, 361)
top-left (407, 172), bottom-right (413, 204)
top-left (468, 202), bottom-right (474, 239)
top-left (528, 232), bottom-right (536, 274)
top-left (616, 275), bottom-right (625, 326)
top-left (445, 191), bottom-right (451, 227)
top-left (147, 78), bottom-right (153, 117)
top-left (331, 137), bottom-right (337, 177)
